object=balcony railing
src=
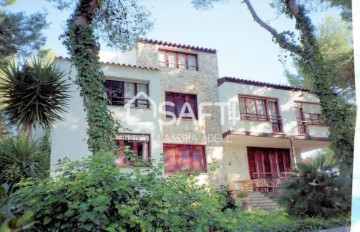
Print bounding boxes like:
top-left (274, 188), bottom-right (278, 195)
top-left (297, 116), bottom-right (327, 135)
top-left (251, 175), bottom-right (292, 193)
top-left (107, 96), bottom-right (150, 108)
top-left (240, 113), bottom-right (283, 133)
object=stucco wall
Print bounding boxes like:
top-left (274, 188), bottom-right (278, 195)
top-left (218, 82), bottom-right (329, 138)
top-left (50, 59), bottom-right (163, 165)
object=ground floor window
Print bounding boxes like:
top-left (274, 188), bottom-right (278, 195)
top-left (115, 134), bottom-right (150, 166)
top-left (164, 144), bottom-right (206, 173)
top-left (247, 147), bottom-right (291, 179)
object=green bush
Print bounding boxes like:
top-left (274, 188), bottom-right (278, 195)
top-left (11, 152), bottom-right (242, 231)
top-left (10, 152), bottom-right (351, 231)
top-left (278, 155), bottom-right (351, 218)
top-left (1, 184), bottom-right (35, 232)
top-left (0, 134), bottom-right (50, 193)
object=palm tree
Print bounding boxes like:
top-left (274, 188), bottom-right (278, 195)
top-left (0, 134), bottom-right (49, 193)
top-left (278, 155), bottom-right (351, 218)
top-left (0, 57), bottom-right (70, 142)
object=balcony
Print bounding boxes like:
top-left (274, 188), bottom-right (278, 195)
top-left (297, 115), bottom-right (328, 135)
top-left (240, 113), bottom-right (283, 133)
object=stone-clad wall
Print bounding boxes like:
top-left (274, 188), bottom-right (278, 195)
top-left (137, 42), bottom-right (227, 186)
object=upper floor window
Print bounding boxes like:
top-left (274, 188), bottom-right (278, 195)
top-left (105, 80), bottom-right (149, 108)
top-left (239, 95), bottom-right (283, 133)
top-left (158, 50), bottom-right (198, 71)
top-left (164, 144), bottom-right (206, 173)
top-left (165, 92), bottom-right (198, 119)
top-left (295, 102), bottom-right (326, 134)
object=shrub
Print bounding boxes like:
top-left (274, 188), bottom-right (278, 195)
top-left (11, 152), bottom-right (239, 231)
top-left (278, 155), bottom-right (351, 218)
top-left (1, 184), bottom-right (35, 231)
top-left (0, 134), bottom-right (50, 193)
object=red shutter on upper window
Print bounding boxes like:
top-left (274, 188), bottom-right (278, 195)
top-left (187, 95), bottom-right (198, 119)
top-left (164, 145), bottom-right (177, 173)
top-left (165, 93), bottom-right (175, 116)
top-left (175, 95), bottom-right (185, 117)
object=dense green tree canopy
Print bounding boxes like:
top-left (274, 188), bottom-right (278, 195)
top-left (0, 10), bottom-right (48, 60)
top-left (286, 16), bottom-right (354, 103)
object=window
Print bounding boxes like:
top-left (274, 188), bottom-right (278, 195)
top-left (165, 92), bottom-right (198, 119)
top-left (239, 95), bottom-right (283, 133)
top-left (295, 102), bottom-right (326, 135)
top-left (158, 50), bottom-right (198, 71)
top-left (115, 134), bottom-right (150, 166)
top-left (164, 144), bottom-right (206, 173)
top-left (105, 80), bottom-right (149, 108)
top-left (247, 147), bottom-right (291, 179)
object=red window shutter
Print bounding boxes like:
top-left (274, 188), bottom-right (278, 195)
top-left (187, 95), bottom-right (198, 119)
top-left (192, 145), bottom-right (205, 172)
top-left (177, 145), bottom-right (190, 171)
top-left (269, 149), bottom-right (279, 177)
top-left (175, 95), bottom-right (185, 117)
top-left (278, 151), bottom-right (285, 173)
top-left (133, 141), bottom-right (138, 156)
top-left (254, 149), bottom-right (264, 178)
top-left (283, 150), bottom-right (291, 172)
top-left (263, 149), bottom-right (271, 177)
top-left (164, 145), bottom-right (177, 173)
top-left (165, 93), bottom-right (175, 116)
top-left (247, 148), bottom-right (256, 179)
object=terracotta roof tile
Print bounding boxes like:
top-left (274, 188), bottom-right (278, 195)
top-left (56, 56), bottom-right (159, 71)
top-left (217, 77), bottom-right (311, 92)
top-left (138, 38), bottom-right (217, 54)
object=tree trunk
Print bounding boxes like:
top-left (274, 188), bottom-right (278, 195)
top-left (65, 0), bottom-right (118, 153)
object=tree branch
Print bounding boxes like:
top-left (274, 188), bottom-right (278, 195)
top-left (243, 0), bottom-right (304, 57)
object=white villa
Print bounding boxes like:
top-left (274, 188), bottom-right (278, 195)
top-left (49, 38), bottom-right (329, 191)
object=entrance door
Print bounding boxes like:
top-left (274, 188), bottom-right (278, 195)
top-left (247, 147), bottom-right (291, 179)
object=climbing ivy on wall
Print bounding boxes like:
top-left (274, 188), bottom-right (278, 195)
top-left (60, 0), bottom-right (151, 153)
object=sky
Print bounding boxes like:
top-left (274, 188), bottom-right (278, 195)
top-left (7, 0), bottom-right (342, 85)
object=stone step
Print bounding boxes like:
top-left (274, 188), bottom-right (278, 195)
top-left (231, 190), bottom-right (280, 212)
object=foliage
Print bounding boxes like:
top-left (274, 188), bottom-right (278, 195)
top-left (0, 10), bottom-right (48, 61)
top-left (320, 0), bottom-right (352, 22)
top-left (8, 151), bottom-right (351, 231)
top-left (0, 57), bottom-right (70, 140)
top-left (0, 184), bottom-right (35, 232)
top-left (305, 147), bottom-right (335, 166)
top-left (0, 113), bottom-right (10, 139)
top-left (278, 156), bottom-right (351, 218)
top-left (286, 16), bottom-right (355, 104)
top-left (11, 152), bottom-right (232, 231)
top-left (0, 134), bottom-right (50, 193)
top-left (60, 0), bottom-right (152, 153)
